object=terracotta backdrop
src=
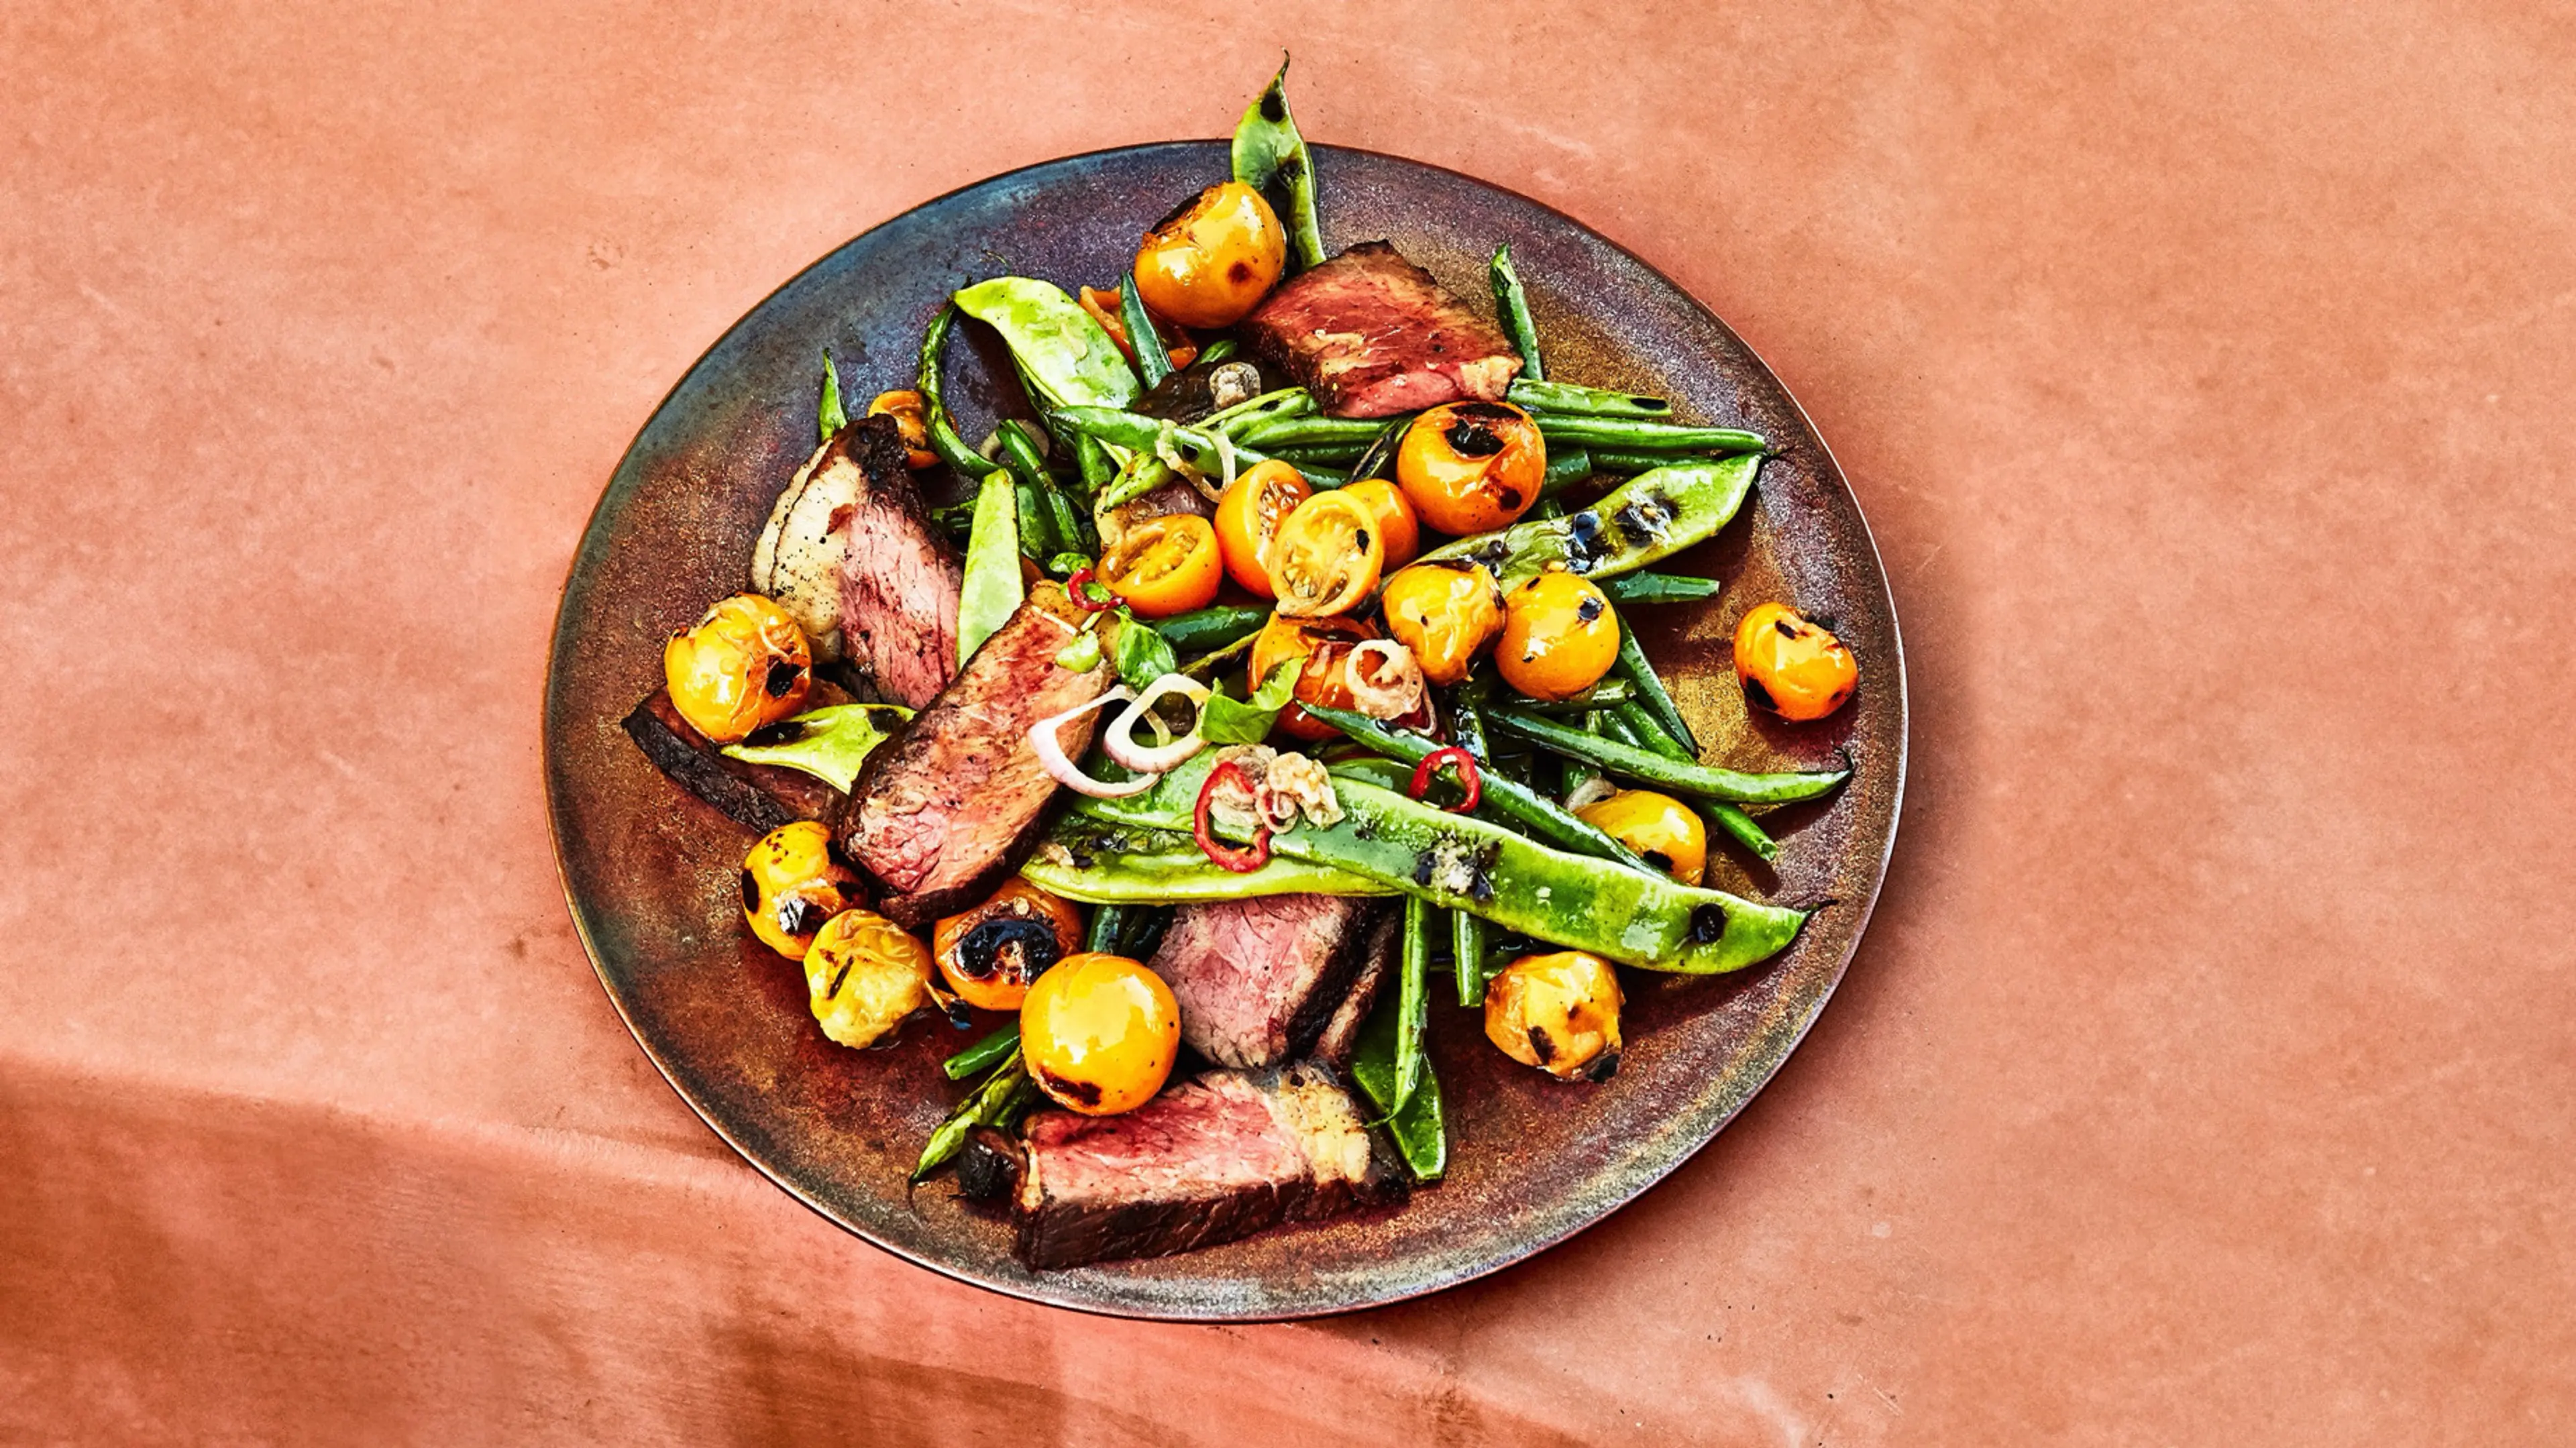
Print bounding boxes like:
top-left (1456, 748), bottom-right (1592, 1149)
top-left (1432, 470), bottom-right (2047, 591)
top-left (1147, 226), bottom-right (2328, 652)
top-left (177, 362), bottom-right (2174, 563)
top-left (3, 1), bottom-right (2569, 1443)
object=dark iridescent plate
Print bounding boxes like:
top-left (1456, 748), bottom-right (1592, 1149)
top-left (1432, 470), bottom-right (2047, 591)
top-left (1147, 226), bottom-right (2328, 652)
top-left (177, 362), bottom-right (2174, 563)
top-left (543, 142), bottom-right (1905, 1321)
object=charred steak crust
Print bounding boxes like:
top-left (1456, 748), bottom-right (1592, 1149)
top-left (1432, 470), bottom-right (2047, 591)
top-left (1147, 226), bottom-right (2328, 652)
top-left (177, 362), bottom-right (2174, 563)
top-left (1147, 895), bottom-right (1389, 1068)
top-left (1312, 904), bottom-right (1401, 1067)
top-left (833, 414), bottom-right (962, 710)
top-left (1242, 240), bottom-right (1524, 419)
top-left (994, 1063), bottom-right (1406, 1270)
top-left (837, 580), bottom-right (1111, 926)
top-left (621, 689), bottom-right (845, 832)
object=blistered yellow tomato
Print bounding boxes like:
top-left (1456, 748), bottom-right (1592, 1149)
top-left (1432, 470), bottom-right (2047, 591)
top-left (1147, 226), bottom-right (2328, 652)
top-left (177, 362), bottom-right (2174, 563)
top-left (1574, 789), bottom-right (1707, 886)
top-left (1485, 950), bottom-right (1623, 1081)
top-left (664, 593), bottom-right (812, 743)
top-left (1099, 513), bottom-right (1223, 618)
top-left (1396, 402), bottom-right (1546, 535)
top-left (1266, 491), bottom-right (1385, 618)
top-left (931, 879), bottom-right (1083, 1013)
top-left (1339, 478), bottom-right (1420, 571)
top-left (1020, 952), bottom-right (1181, 1115)
top-left (1213, 460), bottom-right (1311, 600)
top-left (1133, 181), bottom-right (1287, 329)
top-left (1248, 612), bottom-right (1377, 742)
top-left (865, 389), bottom-right (937, 469)
top-left (802, 908), bottom-right (934, 1050)
top-left (1733, 602), bottom-right (1858, 722)
top-left (741, 821), bottom-right (864, 958)
top-left (1495, 569), bottom-right (1619, 701)
top-left (1379, 559), bottom-right (1505, 686)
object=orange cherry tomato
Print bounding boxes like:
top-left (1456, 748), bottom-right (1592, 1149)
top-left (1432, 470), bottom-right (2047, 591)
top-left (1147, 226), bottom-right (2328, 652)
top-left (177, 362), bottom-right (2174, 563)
top-left (1099, 513), bottom-right (1223, 618)
top-left (1265, 491), bottom-right (1385, 618)
top-left (741, 821), bottom-right (864, 960)
top-left (865, 390), bottom-right (938, 469)
top-left (1495, 569), bottom-right (1619, 701)
top-left (1248, 612), bottom-right (1378, 742)
top-left (1380, 559), bottom-right (1505, 686)
top-left (1339, 477), bottom-right (1420, 570)
top-left (1020, 952), bottom-right (1181, 1115)
top-left (932, 879), bottom-right (1084, 1013)
top-left (1396, 402), bottom-right (1547, 535)
top-left (663, 593), bottom-right (812, 743)
top-left (1733, 602), bottom-right (1858, 721)
top-left (1132, 181), bottom-right (1287, 329)
top-left (1213, 459), bottom-right (1312, 600)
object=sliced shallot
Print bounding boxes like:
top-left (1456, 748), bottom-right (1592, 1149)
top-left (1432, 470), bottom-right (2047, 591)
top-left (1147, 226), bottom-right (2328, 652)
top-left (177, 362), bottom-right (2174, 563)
top-left (1028, 687), bottom-right (1154, 798)
top-left (1344, 638), bottom-right (1427, 721)
top-left (1104, 673), bottom-right (1214, 774)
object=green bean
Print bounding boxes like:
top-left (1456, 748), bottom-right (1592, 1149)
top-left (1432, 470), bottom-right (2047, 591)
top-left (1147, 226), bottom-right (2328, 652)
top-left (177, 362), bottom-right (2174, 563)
top-left (1603, 572), bottom-right (1722, 606)
top-left (1613, 620), bottom-right (1700, 756)
top-left (918, 304), bottom-right (1002, 477)
top-left (1232, 416), bottom-right (1387, 449)
top-left (943, 1023), bottom-right (1020, 1081)
top-left (1073, 433), bottom-right (1115, 497)
top-left (1453, 907), bottom-right (1489, 1007)
top-left (1199, 386), bottom-right (1311, 429)
top-left (1611, 698), bottom-right (1683, 759)
top-left (1232, 58), bottom-right (1325, 270)
top-left (1297, 702), bottom-right (1658, 873)
top-left (1084, 903), bottom-right (1130, 954)
top-left (1487, 706), bottom-right (1848, 805)
top-left (1267, 443), bottom-right (1371, 468)
top-left (1195, 337), bottom-right (1240, 365)
top-left (1523, 679), bottom-right (1634, 714)
top-left (1393, 896), bottom-right (1433, 1111)
top-left (1703, 801), bottom-right (1778, 862)
top-left (1051, 405), bottom-right (1277, 470)
top-left (1448, 688), bottom-right (1493, 764)
top-left (1506, 379), bottom-right (1674, 418)
top-left (1587, 447), bottom-right (1699, 474)
top-left (1178, 629), bottom-right (1259, 681)
top-left (913, 1046), bottom-right (1025, 1181)
top-left (1490, 244), bottom-right (1545, 382)
top-left (1349, 989), bottom-right (1446, 1180)
top-left (1119, 271), bottom-right (1175, 388)
top-left (1344, 415), bottom-right (1411, 482)
top-left (1534, 416), bottom-right (1765, 454)
top-left (1002, 421), bottom-right (1085, 556)
top-left (1540, 446), bottom-right (1593, 499)
top-left (1152, 603), bottom-right (1269, 655)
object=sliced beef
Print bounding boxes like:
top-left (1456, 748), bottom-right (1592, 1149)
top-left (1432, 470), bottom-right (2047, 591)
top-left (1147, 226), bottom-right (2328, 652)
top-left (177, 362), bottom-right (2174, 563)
top-left (960, 1063), bottom-right (1405, 1270)
top-left (1311, 905), bottom-right (1400, 1067)
top-left (836, 580), bottom-right (1112, 926)
top-left (831, 415), bottom-right (961, 708)
top-left (621, 683), bottom-right (850, 832)
top-left (1241, 241), bottom-right (1524, 419)
top-left (1148, 895), bottom-right (1385, 1069)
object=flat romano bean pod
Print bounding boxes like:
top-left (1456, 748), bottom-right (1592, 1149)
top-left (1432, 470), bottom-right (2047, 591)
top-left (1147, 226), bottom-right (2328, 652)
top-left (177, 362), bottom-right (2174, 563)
top-left (1231, 58), bottom-right (1325, 270)
top-left (1602, 571), bottom-right (1722, 605)
top-left (1298, 702), bottom-right (1658, 872)
top-left (1487, 706), bottom-right (1849, 805)
top-left (1419, 455), bottom-right (1762, 589)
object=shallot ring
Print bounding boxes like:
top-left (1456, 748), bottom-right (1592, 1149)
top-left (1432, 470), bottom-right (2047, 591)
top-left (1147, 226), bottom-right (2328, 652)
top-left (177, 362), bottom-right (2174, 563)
top-left (1028, 687), bottom-right (1152, 797)
top-left (1105, 673), bottom-right (1214, 774)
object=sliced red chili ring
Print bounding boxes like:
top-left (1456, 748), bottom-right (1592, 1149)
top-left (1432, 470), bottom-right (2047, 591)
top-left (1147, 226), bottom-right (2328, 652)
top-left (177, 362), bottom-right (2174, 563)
top-left (1193, 759), bottom-right (1273, 873)
top-left (1408, 746), bottom-right (1481, 813)
top-left (1065, 567), bottom-right (1117, 612)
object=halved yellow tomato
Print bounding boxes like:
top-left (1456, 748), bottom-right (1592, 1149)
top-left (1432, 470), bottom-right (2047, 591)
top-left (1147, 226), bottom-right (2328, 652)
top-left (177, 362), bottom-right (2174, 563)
top-left (1099, 513), bottom-right (1223, 618)
top-left (1212, 459), bottom-right (1311, 600)
top-left (1265, 492), bottom-right (1384, 618)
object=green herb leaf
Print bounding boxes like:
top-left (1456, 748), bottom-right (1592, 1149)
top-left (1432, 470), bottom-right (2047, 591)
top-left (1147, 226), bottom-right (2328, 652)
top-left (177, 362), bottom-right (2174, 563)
top-left (1109, 613), bottom-right (1178, 691)
top-left (818, 352), bottom-right (848, 443)
top-left (719, 704), bottom-right (911, 792)
top-left (1198, 656), bottom-right (1304, 745)
top-left (1055, 629), bottom-right (1104, 673)
top-left (952, 278), bottom-right (1140, 410)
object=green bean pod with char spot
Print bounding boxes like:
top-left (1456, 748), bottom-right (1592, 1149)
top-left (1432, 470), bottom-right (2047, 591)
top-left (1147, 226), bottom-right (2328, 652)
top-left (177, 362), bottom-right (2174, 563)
top-left (1487, 706), bottom-right (1849, 806)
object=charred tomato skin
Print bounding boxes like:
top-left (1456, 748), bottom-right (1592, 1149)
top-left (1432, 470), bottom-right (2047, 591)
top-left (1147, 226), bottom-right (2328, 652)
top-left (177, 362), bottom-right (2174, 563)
top-left (1733, 601), bottom-right (1858, 721)
top-left (1133, 180), bottom-right (1288, 329)
top-left (741, 820), bottom-right (864, 958)
top-left (1485, 950), bottom-right (1624, 1082)
top-left (865, 389), bottom-right (938, 469)
top-left (1379, 559), bottom-right (1505, 686)
top-left (1496, 568), bottom-right (1619, 701)
top-left (1396, 401), bottom-right (1546, 535)
top-left (1020, 952), bottom-right (1181, 1115)
top-left (1339, 478), bottom-right (1421, 571)
top-left (932, 879), bottom-right (1083, 1012)
top-left (665, 592), bottom-right (813, 743)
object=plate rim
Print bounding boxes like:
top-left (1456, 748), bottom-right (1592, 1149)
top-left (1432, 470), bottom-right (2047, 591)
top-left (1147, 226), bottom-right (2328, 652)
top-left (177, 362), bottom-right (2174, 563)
top-left (542, 138), bottom-right (1907, 1321)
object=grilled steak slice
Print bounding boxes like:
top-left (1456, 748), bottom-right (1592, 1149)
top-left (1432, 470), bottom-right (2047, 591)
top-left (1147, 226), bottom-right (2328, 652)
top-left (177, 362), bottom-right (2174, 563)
top-left (621, 685), bottom-right (849, 832)
top-left (959, 1063), bottom-right (1405, 1270)
top-left (1148, 895), bottom-right (1385, 1068)
top-left (1242, 241), bottom-right (1523, 418)
top-left (831, 415), bottom-right (961, 708)
top-left (836, 580), bottom-right (1112, 926)
top-left (1311, 905), bottom-right (1400, 1067)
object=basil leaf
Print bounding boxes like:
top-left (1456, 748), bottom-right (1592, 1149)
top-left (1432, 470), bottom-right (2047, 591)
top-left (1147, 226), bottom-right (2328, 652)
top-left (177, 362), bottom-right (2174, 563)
top-left (720, 704), bottom-right (911, 792)
top-left (818, 351), bottom-right (847, 443)
top-left (1110, 613), bottom-right (1178, 691)
top-left (1198, 656), bottom-right (1305, 745)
